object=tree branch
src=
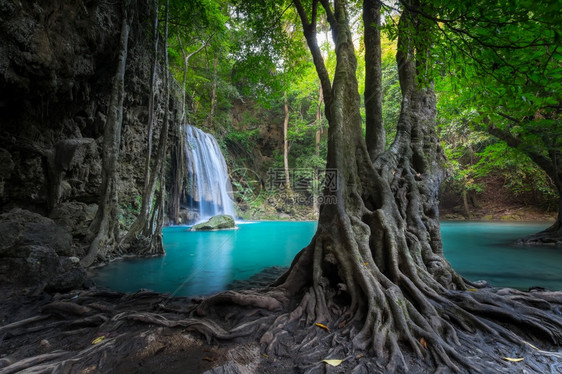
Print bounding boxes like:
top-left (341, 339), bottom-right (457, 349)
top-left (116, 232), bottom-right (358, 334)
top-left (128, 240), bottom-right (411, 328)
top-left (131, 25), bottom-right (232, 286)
top-left (292, 0), bottom-right (333, 117)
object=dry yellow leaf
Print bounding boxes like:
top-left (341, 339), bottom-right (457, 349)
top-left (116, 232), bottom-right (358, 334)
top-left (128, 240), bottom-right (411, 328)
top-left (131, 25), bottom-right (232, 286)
top-left (503, 357), bottom-right (524, 362)
top-left (323, 359), bottom-right (343, 367)
top-left (420, 337), bottom-right (428, 349)
top-left (91, 336), bottom-right (105, 344)
top-left (315, 322), bottom-right (330, 332)
top-left (467, 288), bottom-right (478, 292)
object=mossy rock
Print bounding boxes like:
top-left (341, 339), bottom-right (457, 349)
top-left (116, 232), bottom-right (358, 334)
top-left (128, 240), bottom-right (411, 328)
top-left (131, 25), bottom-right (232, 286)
top-left (190, 215), bottom-right (237, 231)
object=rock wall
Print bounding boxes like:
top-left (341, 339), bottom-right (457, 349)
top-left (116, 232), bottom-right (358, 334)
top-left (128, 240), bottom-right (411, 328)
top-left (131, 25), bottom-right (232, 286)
top-left (0, 0), bottom-right (177, 283)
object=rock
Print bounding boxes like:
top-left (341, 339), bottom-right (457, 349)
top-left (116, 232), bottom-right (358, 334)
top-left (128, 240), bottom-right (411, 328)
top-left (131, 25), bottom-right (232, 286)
top-left (0, 148), bottom-right (14, 197)
top-left (50, 202), bottom-right (97, 238)
top-left (0, 208), bottom-right (74, 257)
top-left (190, 215), bottom-right (237, 231)
top-left (0, 209), bottom-right (88, 293)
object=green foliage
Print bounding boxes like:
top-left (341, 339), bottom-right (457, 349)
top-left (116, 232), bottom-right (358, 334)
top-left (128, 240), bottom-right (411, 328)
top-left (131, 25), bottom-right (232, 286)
top-left (434, 0), bottom-right (561, 209)
top-left (224, 128), bottom-right (260, 154)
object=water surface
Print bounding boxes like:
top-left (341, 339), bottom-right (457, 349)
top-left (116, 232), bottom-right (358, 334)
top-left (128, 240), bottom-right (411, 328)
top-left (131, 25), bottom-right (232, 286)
top-left (440, 221), bottom-right (560, 290)
top-left (91, 221), bottom-right (562, 296)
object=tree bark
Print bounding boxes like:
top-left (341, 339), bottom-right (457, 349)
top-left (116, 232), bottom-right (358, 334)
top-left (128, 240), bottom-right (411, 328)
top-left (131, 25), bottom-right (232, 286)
top-left (283, 91), bottom-right (291, 190)
top-left (119, 0), bottom-right (170, 253)
top-left (146, 0), bottom-right (171, 254)
top-left (142, 0), bottom-right (159, 196)
top-left (363, 0), bottom-right (385, 160)
top-left (313, 84), bottom-right (323, 213)
top-left (81, 4), bottom-right (130, 267)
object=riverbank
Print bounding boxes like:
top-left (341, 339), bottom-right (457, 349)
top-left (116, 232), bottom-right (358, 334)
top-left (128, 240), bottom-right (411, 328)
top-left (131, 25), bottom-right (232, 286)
top-left (235, 189), bottom-right (557, 223)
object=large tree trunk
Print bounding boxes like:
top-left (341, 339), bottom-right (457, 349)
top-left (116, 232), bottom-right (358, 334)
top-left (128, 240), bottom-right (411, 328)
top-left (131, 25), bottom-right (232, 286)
top-left (191, 1), bottom-right (562, 372)
top-left (81, 4), bottom-right (130, 267)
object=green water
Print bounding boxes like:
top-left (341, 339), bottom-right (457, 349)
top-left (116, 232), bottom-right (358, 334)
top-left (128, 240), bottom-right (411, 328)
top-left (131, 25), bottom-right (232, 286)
top-left (440, 221), bottom-right (561, 290)
top-left (90, 221), bottom-right (562, 296)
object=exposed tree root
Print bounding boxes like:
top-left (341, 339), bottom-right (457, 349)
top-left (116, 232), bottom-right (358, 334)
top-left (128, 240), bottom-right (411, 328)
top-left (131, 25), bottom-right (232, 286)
top-left (517, 219), bottom-right (562, 246)
top-left (0, 283), bottom-right (560, 373)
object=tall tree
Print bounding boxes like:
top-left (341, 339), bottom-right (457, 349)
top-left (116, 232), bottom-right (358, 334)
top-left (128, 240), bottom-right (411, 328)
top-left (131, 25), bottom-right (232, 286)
top-left (363, 0), bottom-right (384, 160)
top-left (81, 2), bottom-right (130, 267)
top-left (283, 91), bottom-right (291, 190)
top-left (187, 1), bottom-right (562, 372)
top-left (120, 0), bottom-right (162, 250)
top-left (120, 0), bottom-right (172, 253)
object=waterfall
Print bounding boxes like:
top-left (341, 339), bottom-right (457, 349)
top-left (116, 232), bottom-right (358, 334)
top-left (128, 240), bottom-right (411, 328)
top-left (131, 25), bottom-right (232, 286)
top-left (185, 125), bottom-right (236, 223)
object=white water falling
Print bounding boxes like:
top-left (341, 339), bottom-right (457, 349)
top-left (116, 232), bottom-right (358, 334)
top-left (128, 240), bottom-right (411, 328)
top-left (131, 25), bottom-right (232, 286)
top-left (185, 125), bottom-right (236, 223)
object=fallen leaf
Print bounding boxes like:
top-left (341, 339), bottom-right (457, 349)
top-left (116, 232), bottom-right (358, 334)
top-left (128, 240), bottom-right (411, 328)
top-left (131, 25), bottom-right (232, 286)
top-left (467, 288), bottom-right (478, 292)
top-left (355, 354), bottom-right (364, 359)
top-left (315, 322), bottom-right (330, 332)
top-left (420, 337), bottom-right (427, 349)
top-left (323, 359), bottom-right (343, 367)
top-left (262, 353), bottom-right (269, 359)
top-left (91, 336), bottom-right (105, 345)
top-left (364, 262), bottom-right (369, 266)
top-left (502, 357), bottom-right (524, 362)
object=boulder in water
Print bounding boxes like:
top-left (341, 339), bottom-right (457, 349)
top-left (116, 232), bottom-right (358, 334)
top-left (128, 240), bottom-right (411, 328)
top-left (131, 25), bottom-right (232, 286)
top-left (190, 215), bottom-right (237, 231)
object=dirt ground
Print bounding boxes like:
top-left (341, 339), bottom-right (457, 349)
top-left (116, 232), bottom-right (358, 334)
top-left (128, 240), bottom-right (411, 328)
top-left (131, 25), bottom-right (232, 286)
top-left (440, 177), bottom-right (557, 223)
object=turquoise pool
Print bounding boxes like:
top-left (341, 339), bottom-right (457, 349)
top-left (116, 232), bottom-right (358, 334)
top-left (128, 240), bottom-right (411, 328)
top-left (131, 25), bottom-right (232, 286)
top-left (90, 221), bottom-right (562, 296)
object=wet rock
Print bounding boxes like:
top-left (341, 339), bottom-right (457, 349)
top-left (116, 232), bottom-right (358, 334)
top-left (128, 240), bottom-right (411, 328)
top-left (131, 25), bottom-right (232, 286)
top-left (191, 215), bottom-right (237, 231)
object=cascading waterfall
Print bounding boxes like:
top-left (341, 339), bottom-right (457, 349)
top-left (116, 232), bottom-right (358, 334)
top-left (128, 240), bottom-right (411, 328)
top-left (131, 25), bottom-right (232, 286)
top-left (185, 125), bottom-right (236, 223)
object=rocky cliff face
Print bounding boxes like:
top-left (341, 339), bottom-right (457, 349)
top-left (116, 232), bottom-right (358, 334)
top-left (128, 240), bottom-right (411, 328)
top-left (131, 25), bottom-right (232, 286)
top-left (0, 0), bottom-right (174, 287)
